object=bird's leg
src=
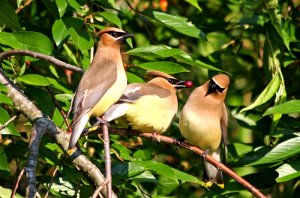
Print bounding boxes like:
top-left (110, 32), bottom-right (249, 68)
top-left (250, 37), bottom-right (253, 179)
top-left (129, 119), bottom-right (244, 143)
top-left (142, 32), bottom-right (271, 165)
top-left (151, 131), bottom-right (161, 142)
top-left (94, 117), bottom-right (110, 127)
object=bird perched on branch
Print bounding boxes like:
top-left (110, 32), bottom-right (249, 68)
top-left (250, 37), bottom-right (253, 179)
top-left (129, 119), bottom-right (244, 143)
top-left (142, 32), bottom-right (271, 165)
top-left (105, 71), bottom-right (193, 134)
top-left (179, 74), bottom-right (230, 188)
top-left (68, 27), bottom-right (134, 150)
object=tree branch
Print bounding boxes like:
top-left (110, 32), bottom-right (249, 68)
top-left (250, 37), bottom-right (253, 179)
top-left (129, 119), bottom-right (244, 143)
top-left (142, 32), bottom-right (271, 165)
top-left (89, 128), bottom-right (267, 198)
top-left (0, 69), bottom-right (117, 198)
top-left (0, 50), bottom-right (83, 73)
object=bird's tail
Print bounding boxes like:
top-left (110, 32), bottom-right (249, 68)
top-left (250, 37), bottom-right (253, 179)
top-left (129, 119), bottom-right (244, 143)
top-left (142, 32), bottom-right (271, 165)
top-left (204, 147), bottom-right (224, 188)
top-left (68, 114), bottom-right (89, 150)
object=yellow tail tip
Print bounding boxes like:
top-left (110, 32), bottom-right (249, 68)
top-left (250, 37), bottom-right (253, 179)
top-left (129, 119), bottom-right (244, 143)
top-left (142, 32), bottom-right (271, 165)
top-left (67, 147), bottom-right (76, 156)
top-left (204, 181), bottom-right (224, 189)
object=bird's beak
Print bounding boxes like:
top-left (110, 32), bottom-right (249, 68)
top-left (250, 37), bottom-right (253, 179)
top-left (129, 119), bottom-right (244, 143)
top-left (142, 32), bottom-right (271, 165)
top-left (117, 33), bottom-right (134, 42)
top-left (175, 80), bottom-right (193, 89)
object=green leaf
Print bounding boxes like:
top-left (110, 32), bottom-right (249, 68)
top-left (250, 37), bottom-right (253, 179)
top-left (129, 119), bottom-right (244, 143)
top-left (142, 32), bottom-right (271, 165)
top-left (52, 108), bottom-right (66, 128)
top-left (52, 19), bottom-right (69, 46)
top-left (55, 0), bottom-right (68, 17)
top-left (174, 54), bottom-right (223, 72)
top-left (0, 93), bottom-right (13, 105)
top-left (0, 32), bottom-right (19, 49)
top-left (147, 11), bottom-right (206, 39)
top-left (111, 142), bottom-right (133, 160)
top-left (251, 137), bottom-right (300, 165)
top-left (64, 17), bottom-right (94, 51)
top-left (276, 160), bottom-right (300, 182)
top-left (240, 73), bottom-right (280, 112)
top-left (0, 107), bottom-right (20, 136)
top-left (0, 0), bottom-right (21, 30)
top-left (17, 74), bottom-right (50, 86)
top-left (185, 0), bottom-right (202, 12)
top-left (0, 31), bottom-right (56, 56)
top-left (137, 61), bottom-right (189, 74)
top-left (127, 45), bottom-right (183, 58)
top-left (263, 100), bottom-right (300, 116)
top-left (55, 94), bottom-right (73, 104)
top-left (47, 77), bottom-right (72, 94)
top-left (98, 11), bottom-right (122, 28)
top-left (0, 147), bottom-right (9, 171)
top-left (157, 175), bottom-right (178, 195)
top-left (0, 186), bottom-right (23, 198)
top-left (126, 72), bottom-right (145, 83)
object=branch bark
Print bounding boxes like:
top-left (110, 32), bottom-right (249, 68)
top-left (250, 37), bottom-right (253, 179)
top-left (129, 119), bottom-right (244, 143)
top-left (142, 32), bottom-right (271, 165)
top-left (0, 50), bottom-right (83, 73)
top-left (0, 69), bottom-right (116, 198)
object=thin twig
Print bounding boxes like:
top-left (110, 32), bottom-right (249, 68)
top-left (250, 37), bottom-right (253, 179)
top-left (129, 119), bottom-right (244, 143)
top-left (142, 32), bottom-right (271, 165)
top-left (0, 115), bottom-right (17, 131)
top-left (10, 168), bottom-right (25, 198)
top-left (89, 127), bottom-right (267, 198)
top-left (15, 0), bottom-right (33, 14)
top-left (101, 115), bottom-right (112, 198)
top-left (92, 180), bottom-right (108, 198)
top-left (0, 50), bottom-right (83, 73)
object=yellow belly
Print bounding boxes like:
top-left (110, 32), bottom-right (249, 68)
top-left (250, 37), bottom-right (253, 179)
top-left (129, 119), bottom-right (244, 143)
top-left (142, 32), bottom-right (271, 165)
top-left (179, 110), bottom-right (221, 151)
top-left (90, 68), bottom-right (127, 117)
top-left (126, 95), bottom-right (177, 133)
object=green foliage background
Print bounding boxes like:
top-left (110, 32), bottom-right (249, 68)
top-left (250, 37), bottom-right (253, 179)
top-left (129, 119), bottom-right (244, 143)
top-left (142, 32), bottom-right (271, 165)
top-left (0, 0), bottom-right (300, 197)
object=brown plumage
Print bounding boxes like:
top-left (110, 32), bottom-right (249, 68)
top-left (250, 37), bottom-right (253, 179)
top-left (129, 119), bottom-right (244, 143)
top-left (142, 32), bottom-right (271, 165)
top-left (179, 74), bottom-right (230, 188)
top-left (69, 27), bottom-right (133, 149)
top-left (105, 71), bottom-right (193, 133)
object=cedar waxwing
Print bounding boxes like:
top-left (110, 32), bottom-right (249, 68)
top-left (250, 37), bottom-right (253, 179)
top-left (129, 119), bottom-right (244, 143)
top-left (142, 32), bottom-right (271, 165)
top-left (179, 74), bottom-right (230, 188)
top-left (68, 27), bottom-right (134, 149)
top-left (104, 71), bottom-right (193, 133)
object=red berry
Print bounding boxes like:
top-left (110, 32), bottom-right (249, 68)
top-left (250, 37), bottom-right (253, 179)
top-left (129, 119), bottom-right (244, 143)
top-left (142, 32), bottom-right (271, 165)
top-left (185, 80), bottom-right (193, 88)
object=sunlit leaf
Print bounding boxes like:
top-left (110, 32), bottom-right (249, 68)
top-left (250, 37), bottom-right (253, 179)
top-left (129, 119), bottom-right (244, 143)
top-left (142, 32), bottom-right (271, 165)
top-left (251, 137), bottom-right (300, 165)
top-left (52, 19), bottom-right (69, 46)
top-left (276, 160), bottom-right (300, 182)
top-left (127, 45), bottom-right (183, 58)
top-left (185, 0), bottom-right (202, 12)
top-left (98, 11), bottom-right (122, 28)
top-left (263, 100), bottom-right (300, 116)
top-left (137, 61), bottom-right (189, 74)
top-left (240, 73), bottom-right (280, 112)
top-left (17, 74), bottom-right (50, 86)
top-left (126, 72), bottom-right (144, 83)
top-left (146, 11), bottom-right (206, 39)
top-left (0, 107), bottom-right (19, 136)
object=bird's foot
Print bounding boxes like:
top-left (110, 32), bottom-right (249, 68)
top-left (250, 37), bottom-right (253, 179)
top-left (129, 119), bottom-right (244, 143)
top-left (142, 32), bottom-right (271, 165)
top-left (175, 137), bottom-right (185, 145)
top-left (151, 132), bottom-right (161, 142)
top-left (94, 117), bottom-right (110, 127)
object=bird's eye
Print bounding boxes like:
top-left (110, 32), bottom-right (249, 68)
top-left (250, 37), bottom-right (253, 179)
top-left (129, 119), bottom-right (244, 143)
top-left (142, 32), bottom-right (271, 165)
top-left (209, 79), bottom-right (225, 93)
top-left (108, 31), bottom-right (118, 37)
top-left (167, 78), bottom-right (179, 84)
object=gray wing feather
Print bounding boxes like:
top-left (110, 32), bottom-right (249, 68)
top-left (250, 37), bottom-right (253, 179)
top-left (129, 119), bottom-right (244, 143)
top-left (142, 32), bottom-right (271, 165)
top-left (71, 59), bottom-right (118, 125)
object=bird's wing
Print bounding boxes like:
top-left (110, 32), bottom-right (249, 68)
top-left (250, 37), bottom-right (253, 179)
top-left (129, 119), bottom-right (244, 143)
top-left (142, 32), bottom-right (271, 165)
top-left (220, 103), bottom-right (228, 145)
top-left (120, 83), bottom-right (170, 102)
top-left (71, 59), bottom-right (118, 125)
top-left (220, 103), bottom-right (228, 164)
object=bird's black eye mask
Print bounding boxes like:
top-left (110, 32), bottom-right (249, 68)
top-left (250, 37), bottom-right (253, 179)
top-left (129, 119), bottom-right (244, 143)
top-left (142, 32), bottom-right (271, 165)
top-left (106, 31), bottom-right (127, 38)
top-left (206, 79), bottom-right (225, 96)
top-left (166, 78), bottom-right (179, 85)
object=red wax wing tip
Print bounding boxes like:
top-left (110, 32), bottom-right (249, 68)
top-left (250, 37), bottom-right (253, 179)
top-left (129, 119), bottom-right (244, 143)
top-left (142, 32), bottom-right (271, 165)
top-left (185, 80), bottom-right (193, 88)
